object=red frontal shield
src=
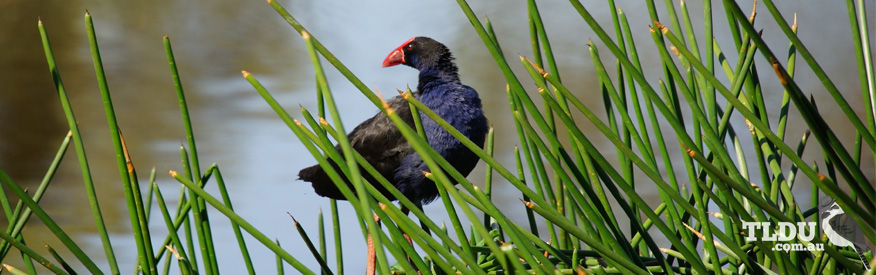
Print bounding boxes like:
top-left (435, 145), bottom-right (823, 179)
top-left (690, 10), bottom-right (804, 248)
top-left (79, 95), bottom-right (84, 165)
top-left (382, 37), bottom-right (416, 67)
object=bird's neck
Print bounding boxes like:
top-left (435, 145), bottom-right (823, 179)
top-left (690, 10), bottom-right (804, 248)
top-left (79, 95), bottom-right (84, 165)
top-left (417, 65), bottom-right (459, 92)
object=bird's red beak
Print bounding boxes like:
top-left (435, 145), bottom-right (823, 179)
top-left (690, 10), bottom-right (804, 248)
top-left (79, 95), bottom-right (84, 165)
top-left (382, 37), bottom-right (416, 67)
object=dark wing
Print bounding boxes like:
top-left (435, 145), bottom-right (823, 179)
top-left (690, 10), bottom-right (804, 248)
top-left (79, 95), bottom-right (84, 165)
top-left (298, 92), bottom-right (418, 200)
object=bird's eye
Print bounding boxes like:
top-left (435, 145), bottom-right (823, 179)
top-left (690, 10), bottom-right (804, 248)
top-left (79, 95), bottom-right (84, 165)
top-left (407, 44), bottom-right (414, 50)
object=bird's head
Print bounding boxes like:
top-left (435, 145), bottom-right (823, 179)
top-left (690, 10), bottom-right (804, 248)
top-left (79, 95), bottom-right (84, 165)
top-left (823, 202), bottom-right (845, 216)
top-left (824, 208), bottom-right (842, 216)
top-left (382, 37), bottom-right (455, 72)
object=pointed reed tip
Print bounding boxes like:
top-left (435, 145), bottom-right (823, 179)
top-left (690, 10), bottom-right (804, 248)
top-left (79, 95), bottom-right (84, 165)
top-left (301, 31), bottom-right (311, 40)
top-left (708, 212), bottom-right (723, 219)
top-left (817, 173), bottom-right (827, 182)
top-left (750, 0), bottom-right (757, 16)
top-left (66, 130), bottom-right (73, 137)
top-left (792, 13), bottom-right (798, 31)
top-left (241, 70), bottom-right (251, 78)
top-left (266, 0), bottom-right (272, 3)
top-left (85, 10), bottom-right (91, 16)
top-left (293, 119), bottom-right (303, 126)
top-left (37, 17), bottom-right (43, 25)
top-left (679, 0), bottom-right (685, 5)
top-left (683, 222), bottom-right (706, 240)
top-left (318, 117), bottom-right (329, 126)
top-left (534, 65), bottom-right (548, 77)
top-left (669, 46), bottom-right (681, 57)
top-left (288, 212), bottom-right (300, 224)
top-left (768, 58), bottom-right (789, 85)
top-left (169, 170), bottom-right (178, 177)
top-left (521, 199), bottom-right (534, 209)
top-left (652, 21), bottom-right (663, 29)
top-left (654, 22), bottom-right (669, 35)
top-left (514, 54), bottom-right (526, 62)
top-left (166, 245), bottom-right (183, 259)
top-left (683, 146), bottom-right (695, 157)
top-left (744, 119), bottom-right (755, 134)
top-left (163, 34), bottom-right (169, 39)
top-left (421, 171), bottom-right (432, 177)
top-left (380, 97), bottom-right (394, 115)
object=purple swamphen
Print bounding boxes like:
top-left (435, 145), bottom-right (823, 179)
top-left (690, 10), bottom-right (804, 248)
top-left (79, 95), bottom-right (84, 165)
top-left (298, 36), bottom-right (489, 208)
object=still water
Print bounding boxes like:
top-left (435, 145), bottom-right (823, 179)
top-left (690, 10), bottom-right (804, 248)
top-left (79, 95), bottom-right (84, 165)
top-left (0, 0), bottom-right (872, 273)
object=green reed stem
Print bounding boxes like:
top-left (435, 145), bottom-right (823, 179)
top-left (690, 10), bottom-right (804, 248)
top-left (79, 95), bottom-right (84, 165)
top-left (758, 0), bottom-right (875, 150)
top-left (307, 118), bottom-right (483, 273)
top-left (84, 12), bottom-right (133, 275)
top-left (0, 230), bottom-right (69, 275)
top-left (38, 18), bottom-right (109, 275)
top-left (178, 145), bottom-right (208, 274)
top-left (309, 121), bottom-right (468, 273)
top-left (330, 200), bottom-right (343, 275)
top-left (298, 31), bottom-right (390, 275)
top-left (291, 216), bottom-right (334, 275)
top-left (0, 170), bottom-right (101, 274)
top-left (170, 171), bottom-right (315, 274)
top-left (209, 165), bottom-right (255, 274)
top-left (0, 132), bottom-right (70, 259)
top-left (483, 127), bottom-right (495, 221)
top-left (153, 183), bottom-right (194, 274)
top-left (664, 20), bottom-right (875, 234)
top-left (164, 35), bottom-right (218, 274)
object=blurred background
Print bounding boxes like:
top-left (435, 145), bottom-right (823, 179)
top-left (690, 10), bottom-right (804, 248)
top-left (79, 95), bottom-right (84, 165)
top-left (0, 0), bottom-right (872, 273)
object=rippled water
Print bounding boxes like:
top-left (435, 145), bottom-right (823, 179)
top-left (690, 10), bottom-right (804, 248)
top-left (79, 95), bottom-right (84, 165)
top-left (0, 0), bottom-right (872, 273)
